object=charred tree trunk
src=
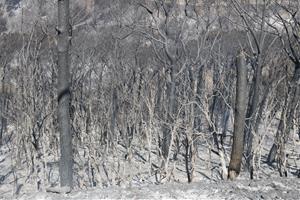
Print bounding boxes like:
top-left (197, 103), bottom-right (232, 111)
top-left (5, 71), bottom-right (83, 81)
top-left (0, 97), bottom-right (7, 146)
top-left (267, 97), bottom-right (287, 165)
top-left (155, 71), bottom-right (163, 115)
top-left (0, 95), bottom-right (7, 146)
top-left (228, 51), bottom-right (248, 180)
top-left (245, 56), bottom-right (262, 179)
top-left (267, 65), bottom-right (300, 172)
top-left (0, 64), bottom-right (8, 146)
top-left (278, 65), bottom-right (300, 176)
top-left (57, 0), bottom-right (73, 188)
top-left (110, 87), bottom-right (118, 145)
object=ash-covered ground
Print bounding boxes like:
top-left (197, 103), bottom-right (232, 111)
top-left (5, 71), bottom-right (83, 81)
top-left (9, 178), bottom-right (300, 200)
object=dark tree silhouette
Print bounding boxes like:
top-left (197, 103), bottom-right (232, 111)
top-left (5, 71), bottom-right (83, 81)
top-left (57, 0), bottom-right (73, 188)
top-left (228, 51), bottom-right (248, 180)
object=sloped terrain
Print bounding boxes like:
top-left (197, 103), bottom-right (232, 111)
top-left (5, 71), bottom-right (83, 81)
top-left (1, 141), bottom-right (300, 200)
top-left (6, 178), bottom-right (300, 200)
top-left (0, 1), bottom-right (300, 199)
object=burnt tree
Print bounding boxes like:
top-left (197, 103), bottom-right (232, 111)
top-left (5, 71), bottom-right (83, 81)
top-left (57, 0), bottom-right (73, 188)
top-left (228, 51), bottom-right (248, 180)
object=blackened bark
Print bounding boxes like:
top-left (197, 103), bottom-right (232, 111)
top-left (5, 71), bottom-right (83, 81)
top-left (245, 56), bottom-right (262, 177)
top-left (184, 137), bottom-right (192, 183)
top-left (155, 71), bottom-right (162, 115)
top-left (57, 0), bottom-right (73, 188)
top-left (228, 51), bottom-right (248, 180)
top-left (0, 64), bottom-right (8, 146)
top-left (110, 87), bottom-right (118, 144)
top-left (0, 100), bottom-right (6, 146)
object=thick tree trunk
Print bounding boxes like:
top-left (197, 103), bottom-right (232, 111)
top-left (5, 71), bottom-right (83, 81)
top-left (57, 0), bottom-right (73, 188)
top-left (245, 56), bottom-right (262, 178)
top-left (228, 51), bottom-right (248, 180)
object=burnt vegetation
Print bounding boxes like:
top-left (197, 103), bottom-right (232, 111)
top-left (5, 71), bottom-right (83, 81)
top-left (0, 0), bottom-right (299, 195)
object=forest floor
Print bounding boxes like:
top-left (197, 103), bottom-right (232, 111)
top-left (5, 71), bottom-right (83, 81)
top-left (1, 122), bottom-right (300, 199)
top-left (3, 177), bottom-right (300, 200)
top-left (1, 140), bottom-right (300, 200)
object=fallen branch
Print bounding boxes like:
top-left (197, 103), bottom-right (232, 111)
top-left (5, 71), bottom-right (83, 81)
top-left (46, 186), bottom-right (71, 194)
